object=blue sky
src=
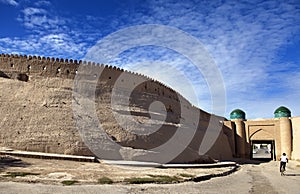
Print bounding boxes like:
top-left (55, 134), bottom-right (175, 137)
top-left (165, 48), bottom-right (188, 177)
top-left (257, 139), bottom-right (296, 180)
top-left (0, 0), bottom-right (300, 119)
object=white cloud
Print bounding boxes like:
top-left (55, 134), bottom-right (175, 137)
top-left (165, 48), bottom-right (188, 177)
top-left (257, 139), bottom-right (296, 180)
top-left (0, 0), bottom-right (18, 6)
top-left (34, 0), bottom-right (51, 7)
top-left (0, 33), bottom-right (87, 59)
top-left (0, 37), bottom-right (41, 53)
top-left (19, 7), bottom-right (65, 32)
top-left (1, 2), bottom-right (91, 59)
top-left (22, 7), bottom-right (46, 15)
top-left (39, 33), bottom-right (86, 56)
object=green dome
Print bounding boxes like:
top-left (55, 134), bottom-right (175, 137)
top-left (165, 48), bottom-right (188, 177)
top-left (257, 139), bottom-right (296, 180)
top-left (230, 109), bottom-right (246, 120)
top-left (274, 106), bottom-right (291, 118)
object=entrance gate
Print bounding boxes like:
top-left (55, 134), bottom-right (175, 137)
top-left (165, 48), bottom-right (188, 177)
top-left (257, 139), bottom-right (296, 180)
top-left (251, 140), bottom-right (275, 161)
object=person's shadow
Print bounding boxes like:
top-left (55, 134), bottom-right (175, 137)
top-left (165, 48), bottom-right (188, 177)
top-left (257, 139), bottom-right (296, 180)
top-left (285, 173), bottom-right (300, 176)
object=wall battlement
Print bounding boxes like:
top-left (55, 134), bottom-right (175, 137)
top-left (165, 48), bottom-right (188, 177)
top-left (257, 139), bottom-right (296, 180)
top-left (0, 53), bottom-right (192, 108)
top-left (0, 53), bottom-right (158, 82)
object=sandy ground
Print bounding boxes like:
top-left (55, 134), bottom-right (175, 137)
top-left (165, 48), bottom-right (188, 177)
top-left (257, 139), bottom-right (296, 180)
top-left (0, 156), bottom-right (234, 185)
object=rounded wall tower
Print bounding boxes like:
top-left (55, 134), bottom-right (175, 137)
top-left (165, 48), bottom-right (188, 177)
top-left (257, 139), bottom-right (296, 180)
top-left (274, 106), bottom-right (292, 159)
top-left (230, 109), bottom-right (247, 158)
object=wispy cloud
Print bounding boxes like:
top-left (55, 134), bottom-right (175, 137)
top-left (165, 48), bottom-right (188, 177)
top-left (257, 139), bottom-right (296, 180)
top-left (106, 0), bottom-right (300, 118)
top-left (0, 0), bottom-right (18, 6)
top-left (34, 0), bottom-right (51, 7)
top-left (0, 33), bottom-right (87, 58)
top-left (39, 33), bottom-right (87, 56)
top-left (17, 7), bottom-right (66, 34)
top-left (3, 1), bottom-right (90, 59)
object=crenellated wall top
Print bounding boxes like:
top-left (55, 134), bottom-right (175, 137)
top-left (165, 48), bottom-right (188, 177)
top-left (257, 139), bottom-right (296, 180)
top-left (0, 53), bottom-right (190, 107)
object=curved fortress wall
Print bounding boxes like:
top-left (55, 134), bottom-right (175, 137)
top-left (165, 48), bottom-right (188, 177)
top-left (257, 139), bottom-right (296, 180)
top-left (0, 54), bottom-right (234, 163)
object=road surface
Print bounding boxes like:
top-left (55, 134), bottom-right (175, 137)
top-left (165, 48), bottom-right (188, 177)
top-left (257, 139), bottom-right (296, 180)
top-left (0, 161), bottom-right (299, 194)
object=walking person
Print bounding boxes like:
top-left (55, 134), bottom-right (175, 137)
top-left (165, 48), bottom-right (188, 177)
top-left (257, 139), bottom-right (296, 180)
top-left (280, 153), bottom-right (288, 175)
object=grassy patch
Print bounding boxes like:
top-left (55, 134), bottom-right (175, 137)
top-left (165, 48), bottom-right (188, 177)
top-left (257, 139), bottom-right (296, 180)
top-left (3, 172), bottom-right (40, 178)
top-left (61, 180), bottom-right (78, 186)
top-left (124, 177), bottom-right (157, 184)
top-left (178, 173), bottom-right (195, 178)
top-left (125, 175), bottom-right (181, 184)
top-left (98, 177), bottom-right (113, 184)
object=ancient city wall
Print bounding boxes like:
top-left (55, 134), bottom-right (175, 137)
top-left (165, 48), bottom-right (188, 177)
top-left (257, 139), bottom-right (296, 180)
top-left (0, 53), bottom-right (235, 163)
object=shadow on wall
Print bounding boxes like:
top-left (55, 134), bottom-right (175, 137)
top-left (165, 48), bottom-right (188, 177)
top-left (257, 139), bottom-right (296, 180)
top-left (0, 71), bottom-right (10, 79)
top-left (16, 73), bottom-right (29, 82)
top-left (0, 71), bottom-right (29, 82)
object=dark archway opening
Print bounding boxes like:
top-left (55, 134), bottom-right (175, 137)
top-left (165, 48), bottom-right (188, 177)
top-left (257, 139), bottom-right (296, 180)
top-left (251, 140), bottom-right (275, 161)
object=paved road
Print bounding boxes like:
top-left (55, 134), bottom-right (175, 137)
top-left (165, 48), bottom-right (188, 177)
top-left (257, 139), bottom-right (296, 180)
top-left (0, 161), bottom-right (299, 194)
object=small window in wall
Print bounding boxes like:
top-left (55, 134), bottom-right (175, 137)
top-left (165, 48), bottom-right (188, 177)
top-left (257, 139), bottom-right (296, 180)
top-left (27, 65), bottom-right (31, 71)
top-left (167, 105), bottom-right (173, 112)
top-left (56, 67), bottom-right (61, 74)
top-left (10, 63), bottom-right (14, 68)
top-left (66, 69), bottom-right (70, 74)
top-left (75, 70), bottom-right (78, 74)
top-left (108, 76), bottom-right (112, 79)
top-left (43, 66), bottom-right (46, 70)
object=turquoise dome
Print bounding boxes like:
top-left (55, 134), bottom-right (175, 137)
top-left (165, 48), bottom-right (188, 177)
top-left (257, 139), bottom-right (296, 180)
top-left (274, 106), bottom-right (291, 118)
top-left (230, 109), bottom-right (246, 120)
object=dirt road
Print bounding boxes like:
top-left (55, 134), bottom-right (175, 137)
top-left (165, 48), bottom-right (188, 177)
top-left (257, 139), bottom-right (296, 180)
top-left (0, 161), bottom-right (299, 194)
